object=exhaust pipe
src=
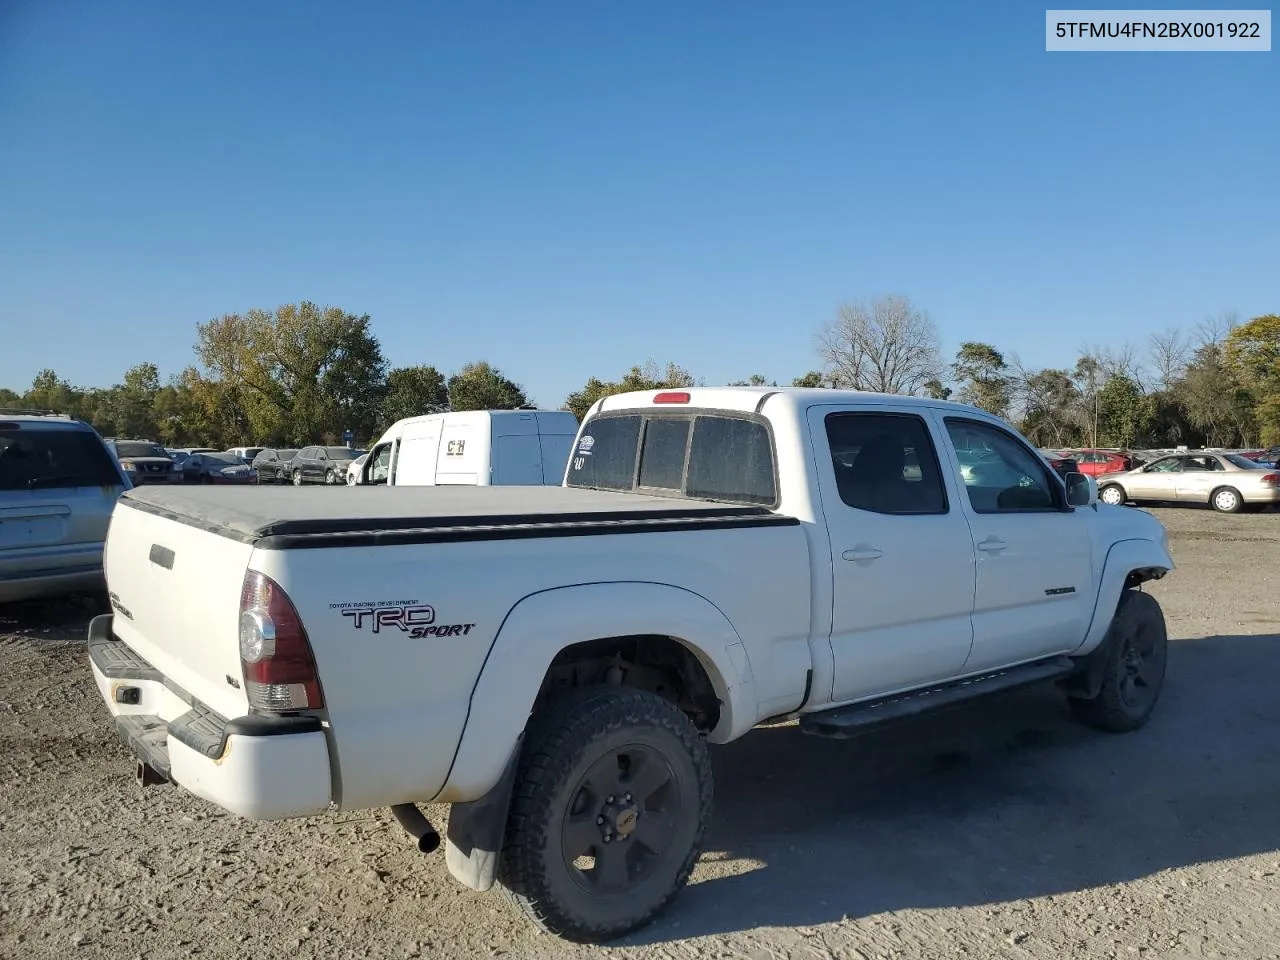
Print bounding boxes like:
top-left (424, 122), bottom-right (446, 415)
top-left (391, 803), bottom-right (441, 854)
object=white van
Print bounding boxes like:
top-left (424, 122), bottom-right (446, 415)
top-left (358, 410), bottom-right (579, 487)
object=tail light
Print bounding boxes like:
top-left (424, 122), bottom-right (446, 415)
top-left (1261, 473), bottom-right (1280, 486)
top-left (653, 391), bottom-right (690, 404)
top-left (239, 570), bottom-right (324, 712)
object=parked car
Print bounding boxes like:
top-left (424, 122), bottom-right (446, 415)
top-left (285, 445), bottom-right (365, 485)
top-left (87, 386), bottom-right (1174, 943)
top-left (250, 448), bottom-right (299, 484)
top-left (180, 451), bottom-right (256, 485)
top-left (1039, 449), bottom-right (1081, 481)
top-left (346, 452), bottom-right (368, 485)
top-left (226, 447), bottom-right (266, 463)
top-left (107, 439), bottom-right (183, 485)
top-left (359, 409), bottom-right (579, 487)
top-left (0, 410), bottom-right (128, 602)
top-left (1097, 451), bottom-right (1280, 513)
top-left (1072, 449), bottom-right (1138, 476)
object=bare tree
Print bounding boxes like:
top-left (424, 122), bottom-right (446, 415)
top-left (816, 295), bottom-right (943, 395)
top-left (1194, 310), bottom-right (1239, 348)
top-left (1148, 327), bottom-right (1190, 390)
top-left (1079, 342), bottom-right (1145, 386)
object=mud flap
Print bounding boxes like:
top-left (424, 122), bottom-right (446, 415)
top-left (1061, 619), bottom-right (1117, 700)
top-left (444, 737), bottom-right (522, 892)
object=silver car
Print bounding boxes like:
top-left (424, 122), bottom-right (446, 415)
top-left (0, 411), bottom-right (129, 602)
top-left (1097, 452), bottom-right (1280, 513)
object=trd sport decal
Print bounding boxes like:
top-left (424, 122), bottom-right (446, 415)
top-left (331, 600), bottom-right (476, 638)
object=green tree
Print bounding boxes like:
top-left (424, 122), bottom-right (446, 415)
top-left (791, 371), bottom-right (827, 388)
top-left (102, 363), bottom-right (162, 438)
top-left (922, 379), bottom-right (952, 400)
top-left (446, 361), bottom-right (528, 412)
top-left (23, 369), bottom-right (83, 416)
top-left (1224, 314), bottom-right (1280, 443)
top-left (951, 342), bottom-right (1010, 417)
top-left (1096, 373), bottom-right (1153, 449)
top-left (1178, 342), bottom-right (1254, 446)
top-left (380, 365), bottom-right (448, 426)
top-left (0, 387), bottom-right (22, 408)
top-left (562, 361), bottom-right (695, 420)
top-left (728, 374), bottom-right (776, 386)
top-left (196, 301), bottom-right (388, 445)
top-left (1016, 368), bottom-right (1082, 448)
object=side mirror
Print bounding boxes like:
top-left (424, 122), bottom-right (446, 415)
top-left (1065, 471), bottom-right (1096, 507)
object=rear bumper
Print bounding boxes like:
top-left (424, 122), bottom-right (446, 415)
top-left (1242, 488), bottom-right (1280, 504)
top-left (87, 614), bottom-right (332, 819)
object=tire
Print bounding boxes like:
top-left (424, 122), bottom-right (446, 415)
top-left (325, 468), bottom-right (337, 485)
top-left (1210, 486), bottom-right (1242, 513)
top-left (497, 686), bottom-right (713, 944)
top-left (1098, 484), bottom-right (1126, 506)
top-left (346, 471), bottom-right (357, 486)
top-left (292, 469), bottom-right (303, 486)
top-left (1069, 590), bottom-right (1168, 733)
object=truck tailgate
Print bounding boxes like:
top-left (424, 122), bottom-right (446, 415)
top-left (104, 499), bottom-right (253, 719)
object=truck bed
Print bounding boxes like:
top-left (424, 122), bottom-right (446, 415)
top-left (119, 485), bottom-right (796, 548)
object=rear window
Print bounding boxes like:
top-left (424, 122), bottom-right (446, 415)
top-left (1224, 453), bottom-right (1267, 470)
top-left (0, 428), bottom-right (122, 491)
top-left (567, 412), bottom-right (777, 505)
top-left (325, 446), bottom-right (357, 458)
top-left (114, 441), bottom-right (168, 459)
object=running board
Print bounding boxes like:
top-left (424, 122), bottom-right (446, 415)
top-left (799, 657), bottom-right (1076, 739)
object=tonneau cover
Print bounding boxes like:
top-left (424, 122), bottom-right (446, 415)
top-left (119, 485), bottom-right (780, 544)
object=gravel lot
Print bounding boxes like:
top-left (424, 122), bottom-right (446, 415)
top-left (2, 507), bottom-right (1278, 960)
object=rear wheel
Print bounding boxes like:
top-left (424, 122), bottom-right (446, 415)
top-left (1211, 486), bottom-right (1242, 513)
top-left (325, 468), bottom-right (337, 485)
top-left (497, 686), bottom-right (713, 943)
top-left (1069, 590), bottom-right (1168, 733)
top-left (1098, 483), bottom-right (1126, 506)
top-left (292, 469), bottom-right (303, 486)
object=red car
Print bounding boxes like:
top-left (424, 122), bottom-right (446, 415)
top-left (1071, 450), bottom-right (1137, 477)
top-left (1039, 450), bottom-right (1081, 480)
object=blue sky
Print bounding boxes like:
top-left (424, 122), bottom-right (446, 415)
top-left (1, 1), bottom-right (1275, 408)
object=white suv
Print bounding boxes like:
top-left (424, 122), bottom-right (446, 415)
top-left (0, 410), bottom-right (129, 603)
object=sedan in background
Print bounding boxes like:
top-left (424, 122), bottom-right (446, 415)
top-left (250, 448), bottom-right (298, 483)
top-left (1073, 449), bottom-right (1139, 476)
top-left (1097, 452), bottom-right (1280, 513)
top-left (286, 445), bottom-right (366, 485)
top-left (180, 451), bottom-right (256, 485)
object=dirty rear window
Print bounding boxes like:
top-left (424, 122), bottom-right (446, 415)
top-left (567, 413), bottom-right (777, 506)
top-left (0, 429), bottom-right (122, 491)
top-left (113, 441), bottom-right (168, 459)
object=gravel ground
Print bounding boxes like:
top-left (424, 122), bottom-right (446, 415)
top-left (2, 506), bottom-right (1278, 960)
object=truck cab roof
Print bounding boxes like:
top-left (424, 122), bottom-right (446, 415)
top-left (592, 386), bottom-right (986, 419)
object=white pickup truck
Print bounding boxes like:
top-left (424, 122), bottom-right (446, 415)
top-left (88, 387), bottom-right (1174, 943)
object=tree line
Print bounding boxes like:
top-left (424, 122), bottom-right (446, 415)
top-left (4, 298), bottom-right (1277, 450)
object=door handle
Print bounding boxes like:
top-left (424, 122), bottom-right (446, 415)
top-left (842, 547), bottom-right (884, 562)
top-left (976, 537), bottom-right (1007, 553)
